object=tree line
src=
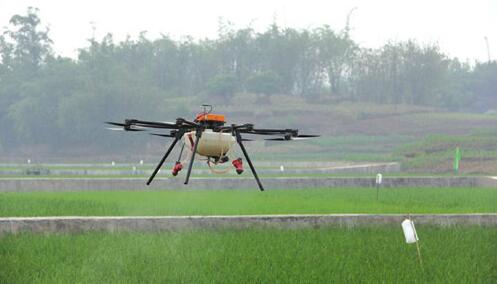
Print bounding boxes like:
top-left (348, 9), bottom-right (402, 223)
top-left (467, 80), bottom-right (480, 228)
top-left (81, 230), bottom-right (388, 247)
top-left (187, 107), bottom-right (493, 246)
top-left (0, 8), bottom-right (496, 154)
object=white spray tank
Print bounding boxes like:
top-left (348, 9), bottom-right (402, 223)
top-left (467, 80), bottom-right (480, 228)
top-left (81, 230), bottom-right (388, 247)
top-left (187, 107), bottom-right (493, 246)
top-left (401, 219), bottom-right (419, 244)
top-left (184, 129), bottom-right (235, 157)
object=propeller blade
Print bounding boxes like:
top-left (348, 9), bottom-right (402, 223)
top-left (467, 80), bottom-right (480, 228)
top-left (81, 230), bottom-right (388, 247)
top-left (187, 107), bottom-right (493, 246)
top-left (241, 128), bottom-right (298, 136)
top-left (291, 137), bottom-right (313, 140)
top-left (245, 131), bottom-right (286, 136)
top-left (296, 134), bottom-right (320, 138)
top-left (106, 127), bottom-right (144, 132)
top-left (264, 137), bottom-right (313, 141)
top-left (105, 121), bottom-right (126, 127)
top-left (133, 120), bottom-right (181, 129)
top-left (134, 123), bottom-right (175, 129)
top-left (150, 133), bottom-right (175, 138)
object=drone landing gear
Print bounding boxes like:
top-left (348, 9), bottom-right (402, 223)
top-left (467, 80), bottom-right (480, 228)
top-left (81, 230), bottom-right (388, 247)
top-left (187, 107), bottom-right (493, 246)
top-left (147, 127), bottom-right (264, 191)
top-left (146, 128), bottom-right (201, 186)
top-left (184, 128), bottom-right (203, 185)
top-left (235, 131), bottom-right (264, 191)
top-left (147, 129), bottom-right (186, 185)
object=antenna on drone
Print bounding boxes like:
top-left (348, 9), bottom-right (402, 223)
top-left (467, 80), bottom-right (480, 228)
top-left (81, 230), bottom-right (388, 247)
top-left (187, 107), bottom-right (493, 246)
top-left (484, 36), bottom-right (491, 62)
top-left (201, 104), bottom-right (213, 114)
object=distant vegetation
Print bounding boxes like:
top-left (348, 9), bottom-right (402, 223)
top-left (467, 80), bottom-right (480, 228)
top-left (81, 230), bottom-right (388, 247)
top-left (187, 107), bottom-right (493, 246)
top-left (1, 7), bottom-right (496, 156)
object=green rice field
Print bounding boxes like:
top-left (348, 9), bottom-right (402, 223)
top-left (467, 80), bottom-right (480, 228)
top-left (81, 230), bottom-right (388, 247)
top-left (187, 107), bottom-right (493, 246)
top-left (1, 187), bottom-right (496, 217)
top-left (1, 227), bottom-right (496, 283)
top-left (2, 187), bottom-right (496, 283)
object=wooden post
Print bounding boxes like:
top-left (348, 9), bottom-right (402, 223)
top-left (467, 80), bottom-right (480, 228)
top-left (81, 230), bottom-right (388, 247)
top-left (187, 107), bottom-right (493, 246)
top-left (408, 214), bottom-right (423, 267)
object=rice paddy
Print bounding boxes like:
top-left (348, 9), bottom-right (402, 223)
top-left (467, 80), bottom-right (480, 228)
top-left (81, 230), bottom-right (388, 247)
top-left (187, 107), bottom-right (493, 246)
top-left (1, 180), bottom-right (496, 283)
top-left (1, 187), bottom-right (496, 217)
top-left (1, 226), bottom-right (496, 283)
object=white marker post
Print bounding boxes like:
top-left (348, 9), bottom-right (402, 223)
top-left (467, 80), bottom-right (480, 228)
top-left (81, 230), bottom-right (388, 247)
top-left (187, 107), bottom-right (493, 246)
top-left (375, 173), bottom-right (382, 201)
top-left (402, 218), bottom-right (422, 266)
top-left (280, 165), bottom-right (285, 172)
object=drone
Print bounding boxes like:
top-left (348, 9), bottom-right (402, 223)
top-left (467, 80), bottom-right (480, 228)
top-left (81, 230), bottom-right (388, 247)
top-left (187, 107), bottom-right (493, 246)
top-left (106, 105), bottom-right (319, 191)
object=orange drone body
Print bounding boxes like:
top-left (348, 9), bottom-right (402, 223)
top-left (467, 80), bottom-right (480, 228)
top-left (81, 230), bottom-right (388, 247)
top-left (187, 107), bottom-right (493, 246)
top-left (195, 113), bottom-right (225, 123)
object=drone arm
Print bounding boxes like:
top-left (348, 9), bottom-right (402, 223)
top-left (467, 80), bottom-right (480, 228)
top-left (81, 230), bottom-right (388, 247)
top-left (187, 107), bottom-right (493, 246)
top-left (184, 128), bottom-right (203, 185)
top-left (107, 118), bottom-right (198, 131)
top-left (174, 118), bottom-right (199, 127)
top-left (238, 127), bottom-right (319, 140)
top-left (235, 131), bottom-right (264, 191)
top-left (130, 119), bottom-right (182, 129)
top-left (146, 129), bottom-right (185, 185)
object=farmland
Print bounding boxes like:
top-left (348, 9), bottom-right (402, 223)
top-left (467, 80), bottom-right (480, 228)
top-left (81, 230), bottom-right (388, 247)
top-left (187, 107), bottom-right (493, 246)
top-left (1, 187), bottom-right (496, 217)
top-left (1, 227), bottom-right (496, 283)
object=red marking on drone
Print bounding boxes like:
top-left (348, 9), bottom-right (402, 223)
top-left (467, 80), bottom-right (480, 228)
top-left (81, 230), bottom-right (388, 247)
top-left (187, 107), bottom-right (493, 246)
top-left (187, 133), bottom-right (194, 150)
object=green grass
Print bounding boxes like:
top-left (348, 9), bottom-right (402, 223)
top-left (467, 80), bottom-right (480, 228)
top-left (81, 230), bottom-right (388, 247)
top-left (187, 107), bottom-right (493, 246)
top-left (1, 187), bottom-right (496, 217)
top-left (1, 227), bottom-right (496, 283)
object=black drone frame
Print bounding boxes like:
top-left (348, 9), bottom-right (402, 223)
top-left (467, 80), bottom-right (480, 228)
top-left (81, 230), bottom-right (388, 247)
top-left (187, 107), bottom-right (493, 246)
top-left (107, 117), bottom-right (317, 191)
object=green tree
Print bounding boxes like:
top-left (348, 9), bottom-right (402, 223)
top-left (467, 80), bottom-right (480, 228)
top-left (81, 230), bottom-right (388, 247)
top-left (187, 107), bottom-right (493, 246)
top-left (0, 34), bottom-right (13, 74)
top-left (246, 70), bottom-right (282, 95)
top-left (1, 7), bottom-right (496, 156)
top-left (246, 70), bottom-right (282, 103)
top-left (0, 7), bottom-right (53, 149)
top-left (470, 61), bottom-right (497, 111)
top-left (316, 25), bottom-right (357, 97)
top-left (350, 41), bottom-right (450, 106)
top-left (206, 73), bottom-right (238, 102)
top-left (3, 7), bottom-right (52, 73)
top-left (254, 24), bottom-right (300, 94)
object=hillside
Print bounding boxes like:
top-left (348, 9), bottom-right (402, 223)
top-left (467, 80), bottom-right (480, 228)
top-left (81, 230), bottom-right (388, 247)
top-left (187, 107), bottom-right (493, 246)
top-left (7, 96), bottom-right (497, 169)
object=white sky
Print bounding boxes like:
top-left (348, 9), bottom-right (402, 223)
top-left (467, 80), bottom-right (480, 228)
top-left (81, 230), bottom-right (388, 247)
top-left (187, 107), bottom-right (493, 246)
top-left (0, 0), bottom-right (495, 62)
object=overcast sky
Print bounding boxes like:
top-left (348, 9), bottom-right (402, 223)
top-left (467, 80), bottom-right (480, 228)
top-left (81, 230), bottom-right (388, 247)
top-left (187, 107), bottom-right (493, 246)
top-left (0, 0), bottom-right (495, 62)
